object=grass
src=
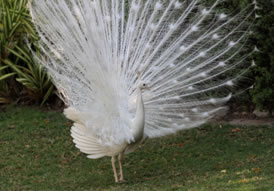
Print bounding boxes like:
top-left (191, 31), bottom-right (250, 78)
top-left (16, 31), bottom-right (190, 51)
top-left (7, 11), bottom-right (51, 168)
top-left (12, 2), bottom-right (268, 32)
top-left (0, 106), bottom-right (273, 191)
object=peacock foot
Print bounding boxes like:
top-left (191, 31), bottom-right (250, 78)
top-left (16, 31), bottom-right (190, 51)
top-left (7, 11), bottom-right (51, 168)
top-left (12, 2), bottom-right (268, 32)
top-left (118, 179), bottom-right (126, 183)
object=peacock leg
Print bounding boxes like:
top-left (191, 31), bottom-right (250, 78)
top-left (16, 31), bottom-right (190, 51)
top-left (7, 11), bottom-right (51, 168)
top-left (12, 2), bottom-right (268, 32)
top-left (118, 153), bottom-right (124, 182)
top-left (111, 156), bottom-right (118, 183)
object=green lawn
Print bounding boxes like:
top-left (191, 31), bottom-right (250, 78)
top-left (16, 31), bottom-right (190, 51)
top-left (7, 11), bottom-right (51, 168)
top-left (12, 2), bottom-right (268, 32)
top-left (0, 106), bottom-right (273, 191)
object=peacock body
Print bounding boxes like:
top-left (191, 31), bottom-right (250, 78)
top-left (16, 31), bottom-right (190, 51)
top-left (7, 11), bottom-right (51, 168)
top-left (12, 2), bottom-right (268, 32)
top-left (29, 0), bottom-right (255, 182)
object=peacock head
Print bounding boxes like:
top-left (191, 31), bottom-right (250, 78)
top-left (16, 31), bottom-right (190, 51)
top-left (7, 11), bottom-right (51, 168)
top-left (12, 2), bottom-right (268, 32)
top-left (138, 81), bottom-right (150, 90)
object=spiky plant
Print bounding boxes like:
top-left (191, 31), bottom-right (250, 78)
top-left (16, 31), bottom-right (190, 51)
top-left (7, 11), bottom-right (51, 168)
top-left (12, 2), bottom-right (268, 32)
top-left (0, 0), bottom-right (55, 106)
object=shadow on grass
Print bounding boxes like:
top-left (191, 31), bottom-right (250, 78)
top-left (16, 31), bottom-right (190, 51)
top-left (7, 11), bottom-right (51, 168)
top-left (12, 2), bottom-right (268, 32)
top-left (0, 106), bottom-right (273, 190)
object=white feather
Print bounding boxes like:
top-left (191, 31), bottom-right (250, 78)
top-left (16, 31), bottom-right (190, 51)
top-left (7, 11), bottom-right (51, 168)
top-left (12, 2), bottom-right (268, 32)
top-left (29, 0), bottom-right (254, 148)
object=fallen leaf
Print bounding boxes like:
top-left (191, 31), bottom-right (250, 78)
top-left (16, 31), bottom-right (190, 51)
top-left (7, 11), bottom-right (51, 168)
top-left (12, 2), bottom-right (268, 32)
top-left (221, 169), bottom-right (227, 173)
top-left (173, 153), bottom-right (178, 157)
top-left (178, 143), bottom-right (184, 147)
top-left (240, 178), bottom-right (249, 183)
top-left (252, 168), bottom-right (261, 173)
top-left (232, 128), bottom-right (240, 133)
top-left (216, 164), bottom-right (222, 170)
top-left (248, 155), bottom-right (257, 162)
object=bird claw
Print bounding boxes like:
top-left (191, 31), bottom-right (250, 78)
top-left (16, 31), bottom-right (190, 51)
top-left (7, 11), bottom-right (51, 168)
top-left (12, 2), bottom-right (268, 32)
top-left (114, 177), bottom-right (126, 184)
top-left (118, 179), bottom-right (126, 183)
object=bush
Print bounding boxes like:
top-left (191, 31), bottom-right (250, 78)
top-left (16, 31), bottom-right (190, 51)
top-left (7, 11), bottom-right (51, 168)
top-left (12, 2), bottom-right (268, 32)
top-left (0, 0), bottom-right (56, 106)
top-left (250, 0), bottom-right (274, 116)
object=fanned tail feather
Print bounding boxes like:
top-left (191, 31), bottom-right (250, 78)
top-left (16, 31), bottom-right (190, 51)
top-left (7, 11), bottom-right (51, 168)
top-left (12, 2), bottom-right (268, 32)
top-left (29, 0), bottom-right (255, 140)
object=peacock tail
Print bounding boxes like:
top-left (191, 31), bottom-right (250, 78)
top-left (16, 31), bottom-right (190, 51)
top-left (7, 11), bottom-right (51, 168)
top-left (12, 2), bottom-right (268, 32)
top-left (29, 0), bottom-right (255, 146)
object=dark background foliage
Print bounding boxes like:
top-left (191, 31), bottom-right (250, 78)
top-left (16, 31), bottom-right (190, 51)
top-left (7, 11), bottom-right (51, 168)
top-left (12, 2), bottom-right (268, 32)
top-left (0, 0), bottom-right (57, 107)
top-left (250, 0), bottom-right (274, 116)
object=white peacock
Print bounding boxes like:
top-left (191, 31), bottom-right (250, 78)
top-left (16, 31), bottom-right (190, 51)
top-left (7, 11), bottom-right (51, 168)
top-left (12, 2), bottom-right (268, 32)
top-left (29, 0), bottom-right (256, 182)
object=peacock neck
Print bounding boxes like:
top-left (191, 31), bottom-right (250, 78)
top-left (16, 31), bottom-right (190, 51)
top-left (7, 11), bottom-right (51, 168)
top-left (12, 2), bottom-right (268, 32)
top-left (132, 87), bottom-right (145, 142)
top-left (136, 87), bottom-right (145, 116)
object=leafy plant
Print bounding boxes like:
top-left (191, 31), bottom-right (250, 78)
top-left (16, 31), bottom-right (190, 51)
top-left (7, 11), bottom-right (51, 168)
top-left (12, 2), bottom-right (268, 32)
top-left (0, 0), bottom-right (56, 106)
top-left (4, 45), bottom-right (55, 106)
top-left (250, 0), bottom-right (274, 116)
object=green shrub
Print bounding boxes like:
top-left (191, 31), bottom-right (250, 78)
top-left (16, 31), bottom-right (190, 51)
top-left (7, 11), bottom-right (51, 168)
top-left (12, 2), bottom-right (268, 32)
top-left (250, 0), bottom-right (274, 116)
top-left (0, 0), bottom-right (56, 106)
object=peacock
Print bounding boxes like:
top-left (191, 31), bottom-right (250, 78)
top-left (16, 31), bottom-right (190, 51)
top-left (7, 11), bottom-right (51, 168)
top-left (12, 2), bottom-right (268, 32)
top-left (28, 0), bottom-right (256, 182)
